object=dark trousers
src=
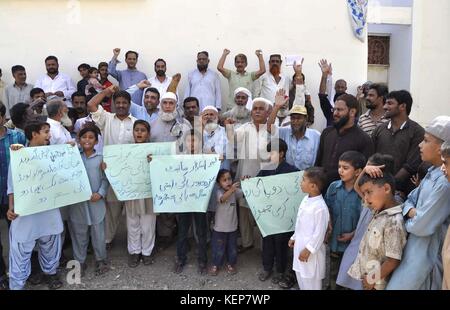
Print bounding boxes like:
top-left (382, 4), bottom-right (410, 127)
top-left (262, 232), bottom-right (291, 273)
top-left (0, 205), bottom-right (10, 278)
top-left (0, 230), bottom-right (6, 278)
top-left (176, 212), bottom-right (207, 266)
top-left (330, 252), bottom-right (344, 290)
top-left (211, 230), bottom-right (238, 267)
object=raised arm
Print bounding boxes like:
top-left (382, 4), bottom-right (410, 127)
top-left (253, 49), bottom-right (266, 79)
top-left (267, 89), bottom-right (288, 133)
top-left (217, 49), bottom-right (231, 79)
top-left (292, 59), bottom-right (306, 106)
top-left (108, 48), bottom-right (121, 81)
top-left (87, 85), bottom-right (119, 113)
top-left (318, 59), bottom-right (332, 95)
top-left (167, 73), bottom-right (181, 94)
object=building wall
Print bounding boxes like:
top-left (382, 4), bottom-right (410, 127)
top-left (0, 0), bottom-right (367, 131)
top-left (409, 0), bottom-right (450, 125)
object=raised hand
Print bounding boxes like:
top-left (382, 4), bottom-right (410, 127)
top-left (137, 80), bottom-right (151, 89)
top-left (172, 73), bottom-right (181, 83)
top-left (274, 89), bottom-right (288, 109)
top-left (255, 49), bottom-right (263, 57)
top-left (293, 58), bottom-right (304, 74)
top-left (223, 49), bottom-right (231, 56)
top-left (319, 59), bottom-right (332, 75)
top-left (113, 48), bottom-right (121, 57)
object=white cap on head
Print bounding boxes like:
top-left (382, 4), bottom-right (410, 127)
top-left (161, 92), bottom-right (177, 102)
top-left (248, 97), bottom-right (273, 110)
top-left (202, 105), bottom-right (218, 113)
top-left (234, 87), bottom-right (252, 98)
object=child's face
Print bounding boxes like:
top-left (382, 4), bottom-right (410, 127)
top-left (89, 70), bottom-right (98, 79)
top-left (218, 172), bottom-right (233, 191)
top-left (32, 125), bottom-right (51, 146)
top-left (360, 181), bottom-right (391, 212)
top-left (419, 133), bottom-right (442, 163)
top-left (269, 150), bottom-right (282, 165)
top-left (338, 160), bottom-right (359, 184)
top-left (300, 175), bottom-right (316, 195)
top-left (79, 131), bottom-right (98, 151)
top-left (441, 155), bottom-right (450, 182)
top-left (79, 67), bottom-right (89, 78)
top-left (133, 124), bottom-right (150, 143)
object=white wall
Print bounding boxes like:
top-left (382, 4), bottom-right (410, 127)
top-left (0, 0), bottom-right (367, 131)
top-left (368, 23), bottom-right (413, 90)
top-left (410, 0), bottom-right (450, 125)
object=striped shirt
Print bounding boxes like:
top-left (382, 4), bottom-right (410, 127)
top-left (358, 110), bottom-right (388, 136)
top-left (0, 127), bottom-right (26, 205)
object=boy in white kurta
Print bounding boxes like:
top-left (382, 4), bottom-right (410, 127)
top-left (289, 167), bottom-right (330, 290)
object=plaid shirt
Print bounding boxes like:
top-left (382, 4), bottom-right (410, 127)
top-left (0, 127), bottom-right (26, 205)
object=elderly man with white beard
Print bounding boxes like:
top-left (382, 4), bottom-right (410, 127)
top-left (149, 91), bottom-right (192, 248)
top-left (202, 105), bottom-right (229, 167)
top-left (221, 87), bottom-right (252, 129)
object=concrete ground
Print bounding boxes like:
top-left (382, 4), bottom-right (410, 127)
top-left (0, 215), bottom-right (296, 290)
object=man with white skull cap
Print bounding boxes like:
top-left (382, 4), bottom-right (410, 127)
top-left (221, 87), bottom-right (252, 128)
top-left (149, 91), bottom-right (192, 247)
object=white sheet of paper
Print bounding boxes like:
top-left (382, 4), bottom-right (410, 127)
top-left (285, 55), bottom-right (303, 66)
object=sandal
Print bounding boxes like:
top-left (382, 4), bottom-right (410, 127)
top-left (226, 264), bottom-right (237, 275)
top-left (208, 265), bottom-right (219, 276)
top-left (95, 260), bottom-right (110, 276)
top-left (45, 274), bottom-right (63, 290)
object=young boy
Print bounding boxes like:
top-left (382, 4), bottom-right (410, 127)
top-left (348, 169), bottom-right (407, 290)
top-left (387, 116), bottom-right (450, 290)
top-left (289, 167), bottom-right (330, 290)
top-left (0, 102), bottom-right (26, 290)
top-left (441, 141), bottom-right (450, 290)
top-left (68, 125), bottom-right (109, 276)
top-left (7, 121), bottom-right (64, 290)
top-left (325, 151), bottom-right (366, 289)
top-left (256, 138), bottom-right (299, 284)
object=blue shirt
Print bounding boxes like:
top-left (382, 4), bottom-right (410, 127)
top-left (325, 180), bottom-right (362, 253)
top-left (278, 127), bottom-right (320, 171)
top-left (0, 127), bottom-right (26, 205)
top-left (108, 58), bottom-right (148, 104)
top-left (387, 166), bottom-right (450, 290)
top-left (68, 151), bottom-right (109, 226)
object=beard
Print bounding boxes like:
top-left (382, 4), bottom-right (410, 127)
top-left (333, 114), bottom-right (350, 130)
top-left (159, 110), bottom-right (177, 122)
top-left (47, 68), bottom-right (58, 75)
top-left (75, 107), bottom-right (86, 114)
top-left (333, 92), bottom-right (346, 103)
top-left (156, 70), bottom-right (165, 77)
top-left (365, 99), bottom-right (377, 110)
top-left (197, 64), bottom-right (208, 72)
top-left (292, 123), bottom-right (306, 134)
top-left (277, 108), bottom-right (289, 118)
top-left (269, 65), bottom-right (280, 76)
top-left (232, 105), bottom-right (249, 119)
top-left (204, 121), bottom-right (219, 133)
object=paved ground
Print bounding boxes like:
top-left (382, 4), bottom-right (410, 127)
top-left (0, 215), bottom-right (296, 290)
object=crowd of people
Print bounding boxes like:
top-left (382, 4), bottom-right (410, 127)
top-left (0, 47), bottom-right (449, 291)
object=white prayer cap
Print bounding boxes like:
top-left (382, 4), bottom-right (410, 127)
top-left (161, 92), bottom-right (177, 102)
top-left (234, 87), bottom-right (252, 98)
top-left (202, 105), bottom-right (218, 113)
top-left (248, 97), bottom-right (273, 110)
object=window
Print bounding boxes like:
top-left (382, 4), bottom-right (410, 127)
top-left (368, 35), bottom-right (390, 65)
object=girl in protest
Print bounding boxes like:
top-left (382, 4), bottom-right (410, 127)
top-left (208, 169), bottom-right (243, 276)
